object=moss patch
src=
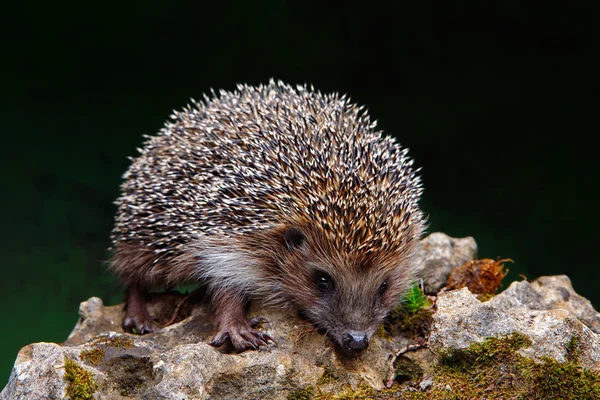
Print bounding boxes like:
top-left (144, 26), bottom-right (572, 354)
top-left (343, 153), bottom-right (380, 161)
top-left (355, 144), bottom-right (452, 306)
top-left (287, 386), bottom-right (315, 400)
top-left (375, 322), bottom-right (392, 340)
top-left (331, 383), bottom-right (401, 400)
top-left (77, 335), bottom-right (133, 367)
top-left (63, 357), bottom-right (98, 399)
top-left (333, 384), bottom-right (376, 399)
top-left (103, 336), bottom-right (134, 349)
top-left (422, 333), bottom-right (600, 399)
top-left (566, 335), bottom-right (582, 363)
top-left (524, 356), bottom-right (600, 399)
top-left (438, 331), bottom-right (532, 368)
top-left (288, 383), bottom-right (400, 400)
top-left (317, 368), bottom-right (338, 385)
top-left (89, 335), bottom-right (134, 349)
top-left (478, 293), bottom-right (495, 302)
top-left (289, 334), bottom-right (599, 399)
top-left (392, 307), bottom-right (433, 339)
top-left (385, 284), bottom-right (433, 339)
top-left (79, 347), bottom-right (105, 366)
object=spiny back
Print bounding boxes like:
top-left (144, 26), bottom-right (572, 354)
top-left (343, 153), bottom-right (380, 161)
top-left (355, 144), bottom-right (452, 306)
top-left (112, 80), bottom-right (423, 257)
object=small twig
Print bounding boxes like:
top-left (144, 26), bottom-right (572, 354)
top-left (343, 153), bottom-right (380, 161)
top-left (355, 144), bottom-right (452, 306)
top-left (164, 292), bottom-right (194, 327)
top-left (386, 341), bottom-right (428, 388)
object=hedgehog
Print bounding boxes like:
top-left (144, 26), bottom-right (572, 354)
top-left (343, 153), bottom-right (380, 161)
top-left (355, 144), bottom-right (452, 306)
top-left (109, 80), bottom-right (425, 355)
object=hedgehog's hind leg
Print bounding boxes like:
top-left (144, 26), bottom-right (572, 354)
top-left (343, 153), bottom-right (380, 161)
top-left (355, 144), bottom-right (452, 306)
top-left (110, 242), bottom-right (161, 335)
top-left (122, 284), bottom-right (157, 334)
top-left (209, 288), bottom-right (274, 352)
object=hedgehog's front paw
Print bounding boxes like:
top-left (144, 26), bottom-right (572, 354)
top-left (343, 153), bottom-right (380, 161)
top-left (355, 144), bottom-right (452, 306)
top-left (123, 313), bottom-right (157, 335)
top-left (210, 319), bottom-right (275, 352)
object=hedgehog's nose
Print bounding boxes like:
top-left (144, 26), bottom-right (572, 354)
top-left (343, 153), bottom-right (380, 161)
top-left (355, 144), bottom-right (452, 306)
top-left (346, 331), bottom-right (368, 352)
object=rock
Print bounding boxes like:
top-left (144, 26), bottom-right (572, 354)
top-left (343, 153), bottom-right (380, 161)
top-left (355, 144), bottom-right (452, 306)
top-left (3, 233), bottom-right (600, 399)
top-left (419, 374), bottom-right (433, 390)
top-left (1, 343), bottom-right (66, 399)
top-left (415, 232), bottom-right (478, 294)
top-left (429, 278), bottom-right (600, 370)
top-left (490, 275), bottom-right (600, 333)
top-left (66, 297), bottom-right (122, 345)
top-left (1, 294), bottom-right (407, 400)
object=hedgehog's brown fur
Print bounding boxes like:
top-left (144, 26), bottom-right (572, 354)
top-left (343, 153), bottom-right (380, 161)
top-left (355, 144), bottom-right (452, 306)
top-left (110, 80), bottom-right (425, 354)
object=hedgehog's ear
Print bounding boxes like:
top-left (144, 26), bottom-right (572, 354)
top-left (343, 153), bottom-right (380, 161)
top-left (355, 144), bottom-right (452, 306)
top-left (284, 227), bottom-right (306, 249)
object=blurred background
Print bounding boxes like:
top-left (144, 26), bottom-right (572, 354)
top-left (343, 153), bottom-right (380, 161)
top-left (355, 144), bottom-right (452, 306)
top-left (2, 0), bottom-right (598, 386)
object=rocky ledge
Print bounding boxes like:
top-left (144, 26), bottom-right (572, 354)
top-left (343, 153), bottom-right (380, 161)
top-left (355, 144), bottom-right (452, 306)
top-left (2, 233), bottom-right (599, 399)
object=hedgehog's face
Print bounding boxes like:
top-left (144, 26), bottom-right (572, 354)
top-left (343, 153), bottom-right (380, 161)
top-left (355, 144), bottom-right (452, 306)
top-left (276, 227), bottom-right (415, 355)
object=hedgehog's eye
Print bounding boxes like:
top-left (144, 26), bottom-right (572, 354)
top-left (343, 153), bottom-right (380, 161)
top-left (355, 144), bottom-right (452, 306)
top-left (284, 227), bottom-right (306, 249)
top-left (378, 280), bottom-right (388, 295)
top-left (314, 271), bottom-right (334, 292)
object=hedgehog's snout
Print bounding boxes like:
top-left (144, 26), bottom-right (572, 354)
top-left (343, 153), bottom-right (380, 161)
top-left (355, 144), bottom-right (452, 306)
top-left (344, 331), bottom-right (369, 352)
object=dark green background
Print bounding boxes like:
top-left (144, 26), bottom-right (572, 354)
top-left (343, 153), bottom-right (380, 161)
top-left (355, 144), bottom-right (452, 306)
top-left (2, 1), bottom-right (598, 386)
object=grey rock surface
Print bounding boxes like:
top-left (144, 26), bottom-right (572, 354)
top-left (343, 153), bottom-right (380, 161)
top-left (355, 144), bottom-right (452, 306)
top-left (3, 233), bottom-right (599, 399)
top-left (415, 232), bottom-right (478, 293)
top-left (1, 294), bottom-right (407, 400)
top-left (489, 275), bottom-right (600, 333)
top-left (1, 343), bottom-right (67, 399)
top-left (429, 278), bottom-right (600, 370)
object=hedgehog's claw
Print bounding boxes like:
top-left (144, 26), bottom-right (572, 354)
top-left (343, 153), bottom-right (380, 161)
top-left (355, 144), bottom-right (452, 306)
top-left (257, 331), bottom-right (277, 346)
top-left (209, 332), bottom-right (230, 347)
top-left (210, 323), bottom-right (276, 352)
top-left (250, 317), bottom-right (268, 328)
top-left (123, 314), bottom-right (156, 335)
top-left (250, 318), bottom-right (277, 345)
top-left (123, 285), bottom-right (157, 335)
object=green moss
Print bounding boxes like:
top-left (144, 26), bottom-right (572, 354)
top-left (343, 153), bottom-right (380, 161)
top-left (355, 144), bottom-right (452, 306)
top-left (429, 333), bottom-right (532, 399)
top-left (523, 356), bottom-right (600, 400)
top-left (375, 322), bottom-right (392, 340)
top-left (385, 283), bottom-right (433, 338)
top-left (395, 308), bottom-right (433, 337)
top-left (77, 335), bottom-right (134, 368)
top-left (330, 383), bottom-right (400, 400)
top-left (288, 382), bottom-right (402, 400)
top-left (287, 334), bottom-right (600, 399)
top-left (63, 357), bottom-right (98, 399)
top-left (478, 293), bottom-right (495, 302)
top-left (79, 347), bottom-right (105, 366)
top-left (90, 335), bottom-right (135, 349)
top-left (421, 333), bottom-right (600, 399)
top-left (104, 336), bottom-right (134, 349)
top-left (439, 332), bottom-right (532, 369)
top-left (566, 335), bottom-right (582, 363)
top-left (287, 386), bottom-right (315, 400)
top-left (318, 368), bottom-right (338, 385)
top-left (376, 284), bottom-right (435, 341)
top-left (405, 393), bottom-right (428, 400)
top-left (333, 384), bottom-right (376, 399)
